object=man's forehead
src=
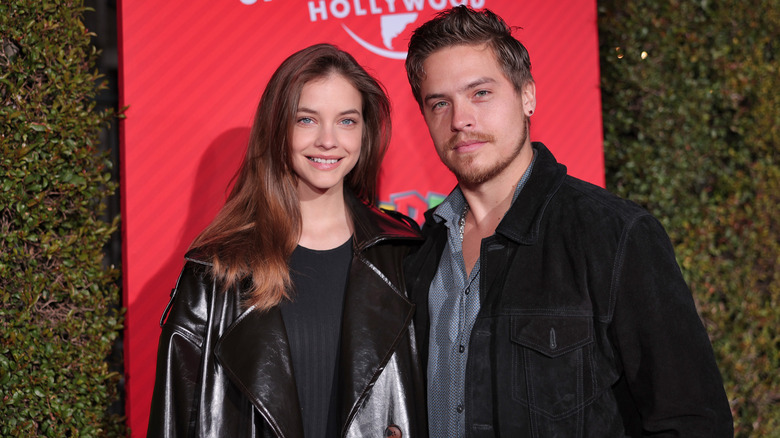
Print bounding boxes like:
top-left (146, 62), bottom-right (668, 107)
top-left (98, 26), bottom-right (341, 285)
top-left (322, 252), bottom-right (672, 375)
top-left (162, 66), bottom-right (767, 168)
top-left (423, 43), bottom-right (494, 66)
top-left (420, 45), bottom-right (503, 90)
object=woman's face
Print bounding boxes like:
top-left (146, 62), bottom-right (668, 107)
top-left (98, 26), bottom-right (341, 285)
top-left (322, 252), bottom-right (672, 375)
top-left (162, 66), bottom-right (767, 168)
top-left (290, 73), bottom-right (363, 200)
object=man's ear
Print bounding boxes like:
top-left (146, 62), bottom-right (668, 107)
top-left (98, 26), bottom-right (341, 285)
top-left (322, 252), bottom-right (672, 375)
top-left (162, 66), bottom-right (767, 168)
top-left (522, 81), bottom-right (536, 116)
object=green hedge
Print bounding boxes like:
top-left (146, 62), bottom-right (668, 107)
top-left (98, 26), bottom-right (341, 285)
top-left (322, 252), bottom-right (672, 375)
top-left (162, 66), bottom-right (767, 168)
top-left (598, 0), bottom-right (779, 436)
top-left (0, 1), bottom-right (125, 436)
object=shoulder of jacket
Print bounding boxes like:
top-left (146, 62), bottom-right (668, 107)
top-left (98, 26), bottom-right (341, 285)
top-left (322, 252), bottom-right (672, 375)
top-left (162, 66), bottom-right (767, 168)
top-left (556, 175), bottom-right (650, 223)
top-left (380, 207), bottom-right (421, 233)
top-left (351, 200), bottom-right (423, 250)
top-left (184, 249), bottom-right (214, 266)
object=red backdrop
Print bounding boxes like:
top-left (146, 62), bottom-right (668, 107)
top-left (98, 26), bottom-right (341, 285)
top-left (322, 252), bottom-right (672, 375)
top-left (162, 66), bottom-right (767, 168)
top-left (118, 0), bottom-right (603, 434)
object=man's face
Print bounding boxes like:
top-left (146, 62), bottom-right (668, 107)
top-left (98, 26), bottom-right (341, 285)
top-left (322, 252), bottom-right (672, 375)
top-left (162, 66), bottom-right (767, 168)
top-left (419, 44), bottom-right (535, 187)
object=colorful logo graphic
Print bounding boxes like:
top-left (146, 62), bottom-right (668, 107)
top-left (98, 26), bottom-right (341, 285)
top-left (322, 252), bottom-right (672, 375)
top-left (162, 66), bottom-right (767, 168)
top-left (381, 190), bottom-right (446, 224)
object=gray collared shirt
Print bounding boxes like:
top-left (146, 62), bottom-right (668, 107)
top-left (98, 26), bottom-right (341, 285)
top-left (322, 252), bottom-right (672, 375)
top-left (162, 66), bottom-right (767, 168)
top-left (427, 153), bottom-right (536, 438)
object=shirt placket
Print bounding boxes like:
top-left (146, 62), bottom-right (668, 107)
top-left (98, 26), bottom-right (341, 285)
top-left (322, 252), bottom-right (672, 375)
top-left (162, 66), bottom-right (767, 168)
top-left (454, 258), bottom-right (480, 435)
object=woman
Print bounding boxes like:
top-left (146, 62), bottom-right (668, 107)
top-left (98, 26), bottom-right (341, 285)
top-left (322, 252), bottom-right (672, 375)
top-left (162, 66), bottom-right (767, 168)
top-left (147, 44), bottom-right (426, 437)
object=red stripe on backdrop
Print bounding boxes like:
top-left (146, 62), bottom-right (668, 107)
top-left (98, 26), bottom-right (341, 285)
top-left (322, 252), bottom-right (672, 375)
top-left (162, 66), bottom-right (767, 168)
top-left (524, 0), bottom-right (604, 185)
top-left (118, 0), bottom-right (603, 434)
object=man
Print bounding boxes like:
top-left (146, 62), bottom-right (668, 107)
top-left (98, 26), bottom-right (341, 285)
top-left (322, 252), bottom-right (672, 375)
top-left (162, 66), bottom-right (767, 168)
top-left (403, 6), bottom-right (733, 437)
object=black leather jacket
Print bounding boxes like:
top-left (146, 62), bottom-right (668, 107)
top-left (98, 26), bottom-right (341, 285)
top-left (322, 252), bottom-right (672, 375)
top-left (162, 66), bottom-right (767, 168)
top-left (147, 196), bottom-right (427, 437)
top-left (405, 143), bottom-right (733, 437)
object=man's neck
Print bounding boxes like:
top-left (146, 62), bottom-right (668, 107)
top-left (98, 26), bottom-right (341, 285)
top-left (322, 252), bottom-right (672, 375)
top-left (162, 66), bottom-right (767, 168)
top-left (459, 143), bottom-right (534, 276)
top-left (460, 144), bottom-right (533, 229)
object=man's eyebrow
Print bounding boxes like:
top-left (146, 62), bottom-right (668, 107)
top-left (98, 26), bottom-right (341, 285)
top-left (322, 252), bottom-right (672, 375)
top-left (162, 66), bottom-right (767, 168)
top-left (462, 77), bottom-right (496, 91)
top-left (423, 92), bottom-right (446, 104)
top-left (423, 77), bottom-right (497, 104)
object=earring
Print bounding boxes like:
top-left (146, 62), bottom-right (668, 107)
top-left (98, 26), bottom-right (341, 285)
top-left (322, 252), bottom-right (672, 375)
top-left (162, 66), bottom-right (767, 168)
top-left (528, 109), bottom-right (534, 116)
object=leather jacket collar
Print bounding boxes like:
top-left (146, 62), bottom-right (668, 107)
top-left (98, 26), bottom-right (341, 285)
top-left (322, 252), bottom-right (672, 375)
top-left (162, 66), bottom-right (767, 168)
top-left (347, 191), bottom-right (421, 252)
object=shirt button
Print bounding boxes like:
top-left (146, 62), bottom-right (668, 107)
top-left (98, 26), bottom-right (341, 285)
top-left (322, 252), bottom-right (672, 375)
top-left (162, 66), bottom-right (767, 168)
top-left (456, 404), bottom-right (464, 413)
top-left (465, 288), bottom-right (470, 295)
top-left (459, 345), bottom-right (465, 353)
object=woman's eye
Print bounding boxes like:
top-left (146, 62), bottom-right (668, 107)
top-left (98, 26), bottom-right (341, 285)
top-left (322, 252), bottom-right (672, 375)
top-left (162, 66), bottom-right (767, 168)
top-left (297, 117), bottom-right (314, 124)
top-left (340, 118), bottom-right (357, 126)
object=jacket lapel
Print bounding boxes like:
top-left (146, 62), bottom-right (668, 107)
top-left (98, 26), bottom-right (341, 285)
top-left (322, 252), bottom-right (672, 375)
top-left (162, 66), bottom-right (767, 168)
top-left (338, 253), bottom-right (415, 430)
top-left (338, 196), bottom-right (419, 430)
top-left (406, 217), bottom-right (448, 368)
top-left (496, 142), bottom-right (567, 245)
top-left (215, 307), bottom-right (304, 438)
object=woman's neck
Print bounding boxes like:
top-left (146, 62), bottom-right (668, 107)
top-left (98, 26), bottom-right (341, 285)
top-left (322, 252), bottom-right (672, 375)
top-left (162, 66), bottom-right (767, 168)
top-left (297, 189), bottom-right (353, 250)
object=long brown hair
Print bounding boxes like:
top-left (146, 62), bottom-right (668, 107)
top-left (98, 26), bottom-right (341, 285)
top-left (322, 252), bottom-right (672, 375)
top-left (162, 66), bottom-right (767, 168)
top-left (405, 5), bottom-right (534, 108)
top-left (190, 43), bottom-right (391, 311)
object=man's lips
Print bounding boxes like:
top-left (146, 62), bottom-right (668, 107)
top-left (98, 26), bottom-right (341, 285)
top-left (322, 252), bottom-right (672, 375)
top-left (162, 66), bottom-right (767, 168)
top-left (446, 133), bottom-right (495, 152)
top-left (453, 139), bottom-right (486, 152)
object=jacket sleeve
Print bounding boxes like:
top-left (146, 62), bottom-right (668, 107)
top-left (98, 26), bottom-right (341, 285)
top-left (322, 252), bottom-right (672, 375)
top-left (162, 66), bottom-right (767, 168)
top-left (611, 214), bottom-right (733, 437)
top-left (147, 263), bottom-right (210, 437)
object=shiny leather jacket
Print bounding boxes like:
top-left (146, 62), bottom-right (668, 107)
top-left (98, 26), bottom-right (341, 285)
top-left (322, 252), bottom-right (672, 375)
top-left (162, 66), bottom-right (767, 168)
top-left (405, 143), bottom-right (733, 437)
top-left (147, 196), bottom-right (427, 437)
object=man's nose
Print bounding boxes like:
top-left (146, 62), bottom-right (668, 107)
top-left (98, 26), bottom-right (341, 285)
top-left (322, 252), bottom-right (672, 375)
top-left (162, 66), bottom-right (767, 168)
top-left (450, 102), bottom-right (475, 132)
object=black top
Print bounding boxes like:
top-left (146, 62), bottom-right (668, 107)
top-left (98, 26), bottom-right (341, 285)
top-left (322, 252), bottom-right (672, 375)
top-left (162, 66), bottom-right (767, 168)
top-left (280, 238), bottom-right (352, 438)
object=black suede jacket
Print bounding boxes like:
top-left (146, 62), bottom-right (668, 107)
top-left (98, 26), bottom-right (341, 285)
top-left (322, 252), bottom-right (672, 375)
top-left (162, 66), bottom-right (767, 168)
top-left (405, 143), bottom-right (733, 437)
top-left (147, 195), bottom-right (427, 437)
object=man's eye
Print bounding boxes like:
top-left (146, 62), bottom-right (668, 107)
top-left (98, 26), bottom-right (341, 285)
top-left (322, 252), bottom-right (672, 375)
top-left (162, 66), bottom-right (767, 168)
top-left (432, 101), bottom-right (448, 110)
top-left (475, 90), bottom-right (489, 97)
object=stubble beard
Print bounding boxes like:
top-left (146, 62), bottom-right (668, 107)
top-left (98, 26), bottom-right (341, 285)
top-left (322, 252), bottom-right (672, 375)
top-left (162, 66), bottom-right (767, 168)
top-left (441, 117), bottom-right (529, 186)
